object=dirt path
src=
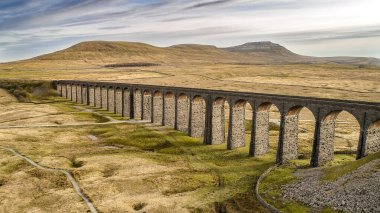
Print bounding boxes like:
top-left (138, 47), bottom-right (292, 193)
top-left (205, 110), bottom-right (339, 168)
top-left (0, 146), bottom-right (98, 213)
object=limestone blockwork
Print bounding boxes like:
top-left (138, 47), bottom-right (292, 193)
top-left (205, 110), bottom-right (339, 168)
top-left (211, 98), bottom-right (225, 144)
top-left (89, 86), bottom-right (95, 106)
top-left (67, 84), bottom-right (72, 100)
top-left (164, 92), bottom-right (175, 127)
top-left (365, 121), bottom-right (380, 155)
top-left (95, 86), bottom-right (101, 108)
top-left (115, 88), bottom-right (123, 115)
top-left (71, 85), bottom-right (77, 102)
top-left (57, 84), bottom-right (62, 96)
top-left (76, 85), bottom-right (82, 103)
top-left (56, 81), bottom-right (380, 168)
top-left (176, 94), bottom-right (190, 132)
top-left (101, 87), bottom-right (108, 110)
top-left (316, 114), bottom-right (337, 166)
top-left (134, 89), bottom-right (142, 119)
top-left (282, 114), bottom-right (299, 163)
top-left (252, 104), bottom-right (271, 156)
top-left (143, 91), bottom-right (152, 121)
top-left (228, 101), bottom-right (246, 149)
top-left (108, 88), bottom-right (115, 112)
top-left (123, 89), bottom-right (130, 117)
top-left (82, 86), bottom-right (87, 104)
top-left (62, 85), bottom-right (67, 98)
top-left (153, 91), bottom-right (163, 124)
top-left (190, 96), bottom-right (205, 138)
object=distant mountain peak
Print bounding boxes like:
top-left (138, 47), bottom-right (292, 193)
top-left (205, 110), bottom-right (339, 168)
top-left (224, 41), bottom-right (297, 56)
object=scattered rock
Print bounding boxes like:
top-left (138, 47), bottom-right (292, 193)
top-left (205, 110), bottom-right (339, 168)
top-left (282, 159), bottom-right (380, 212)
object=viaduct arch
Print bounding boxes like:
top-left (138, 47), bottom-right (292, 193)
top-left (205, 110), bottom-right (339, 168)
top-left (55, 80), bottom-right (380, 167)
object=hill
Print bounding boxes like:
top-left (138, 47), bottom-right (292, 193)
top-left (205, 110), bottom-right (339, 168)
top-left (3, 40), bottom-right (380, 68)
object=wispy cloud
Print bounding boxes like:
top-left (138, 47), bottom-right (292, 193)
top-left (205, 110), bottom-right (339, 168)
top-left (0, 0), bottom-right (379, 62)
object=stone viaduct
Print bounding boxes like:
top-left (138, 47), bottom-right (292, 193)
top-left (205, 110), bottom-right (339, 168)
top-left (54, 80), bottom-right (380, 167)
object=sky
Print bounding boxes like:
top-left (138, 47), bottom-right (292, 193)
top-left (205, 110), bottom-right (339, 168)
top-left (1, 0), bottom-right (380, 62)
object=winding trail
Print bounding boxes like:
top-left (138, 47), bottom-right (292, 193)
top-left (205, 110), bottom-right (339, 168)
top-left (0, 146), bottom-right (98, 213)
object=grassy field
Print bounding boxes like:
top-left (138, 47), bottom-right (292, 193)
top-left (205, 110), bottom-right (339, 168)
top-left (0, 88), bottom-right (278, 212)
top-left (1, 41), bottom-right (379, 103)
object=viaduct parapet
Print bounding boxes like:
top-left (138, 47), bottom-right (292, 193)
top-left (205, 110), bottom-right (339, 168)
top-left (54, 80), bottom-right (380, 167)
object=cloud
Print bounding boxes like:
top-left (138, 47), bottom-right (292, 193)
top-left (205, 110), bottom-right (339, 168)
top-left (0, 0), bottom-right (379, 62)
top-left (185, 0), bottom-right (234, 9)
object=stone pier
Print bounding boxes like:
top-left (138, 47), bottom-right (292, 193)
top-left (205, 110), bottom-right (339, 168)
top-left (228, 100), bottom-right (246, 149)
top-left (143, 91), bottom-right (152, 121)
top-left (134, 89), bottom-right (142, 119)
top-left (211, 98), bottom-right (225, 144)
top-left (164, 92), bottom-right (175, 127)
top-left (176, 94), bottom-right (189, 132)
top-left (153, 91), bottom-right (163, 124)
top-left (115, 88), bottom-right (122, 115)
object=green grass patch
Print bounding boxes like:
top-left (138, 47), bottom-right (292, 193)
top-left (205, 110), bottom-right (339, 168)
top-left (324, 151), bottom-right (380, 181)
top-left (259, 163), bottom-right (310, 212)
top-left (0, 79), bottom-right (56, 102)
top-left (89, 123), bottom-right (278, 212)
top-left (91, 113), bottom-right (110, 123)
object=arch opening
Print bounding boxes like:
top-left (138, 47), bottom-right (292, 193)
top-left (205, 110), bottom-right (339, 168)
top-left (318, 110), bottom-right (360, 166)
top-left (250, 102), bottom-right (281, 157)
top-left (282, 106), bottom-right (315, 164)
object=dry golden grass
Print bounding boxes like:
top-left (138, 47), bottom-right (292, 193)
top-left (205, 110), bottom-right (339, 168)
top-left (0, 41), bottom-right (379, 102)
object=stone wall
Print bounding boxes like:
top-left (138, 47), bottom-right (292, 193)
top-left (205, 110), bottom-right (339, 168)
top-left (62, 85), bottom-right (67, 98)
top-left (365, 124), bottom-right (380, 155)
top-left (190, 97), bottom-right (205, 137)
top-left (67, 84), bottom-right (73, 100)
top-left (317, 120), bottom-right (336, 166)
top-left (95, 87), bottom-right (101, 108)
top-left (76, 85), bottom-right (81, 103)
top-left (123, 89), bottom-right (130, 117)
top-left (57, 84), bottom-right (62, 96)
top-left (253, 110), bottom-right (270, 156)
top-left (89, 87), bottom-right (95, 106)
top-left (282, 115), bottom-right (299, 163)
top-left (134, 89), bottom-right (142, 119)
top-left (71, 85), bottom-right (76, 102)
top-left (229, 103), bottom-right (246, 149)
top-left (143, 92), bottom-right (152, 121)
top-left (177, 95), bottom-right (189, 132)
top-left (115, 89), bottom-right (122, 115)
top-left (108, 88), bottom-right (115, 112)
top-left (211, 99), bottom-right (225, 144)
top-left (82, 86), bottom-right (87, 104)
top-left (153, 92), bottom-right (163, 124)
top-left (164, 93), bottom-right (175, 127)
top-left (101, 87), bottom-right (108, 110)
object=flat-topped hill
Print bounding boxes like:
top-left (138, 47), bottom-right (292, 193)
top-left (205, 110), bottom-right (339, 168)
top-left (4, 40), bottom-right (379, 67)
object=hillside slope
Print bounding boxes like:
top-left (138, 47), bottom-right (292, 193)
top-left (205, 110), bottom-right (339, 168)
top-left (2, 40), bottom-right (380, 68)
